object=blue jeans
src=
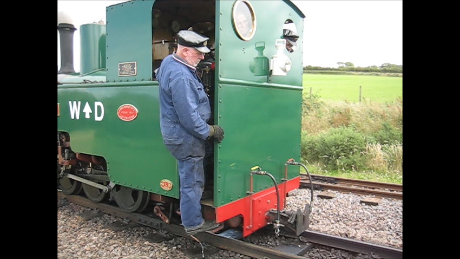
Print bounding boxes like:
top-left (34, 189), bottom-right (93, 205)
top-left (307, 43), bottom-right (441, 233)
top-left (178, 156), bottom-right (205, 228)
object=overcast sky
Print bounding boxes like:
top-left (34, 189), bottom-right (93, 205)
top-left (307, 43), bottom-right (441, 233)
top-left (58, 0), bottom-right (402, 72)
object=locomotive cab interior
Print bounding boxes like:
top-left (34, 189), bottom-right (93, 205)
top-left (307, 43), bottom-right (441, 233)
top-left (151, 0), bottom-right (216, 77)
top-left (151, 0), bottom-right (218, 197)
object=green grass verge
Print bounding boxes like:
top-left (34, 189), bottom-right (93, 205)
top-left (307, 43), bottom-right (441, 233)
top-left (302, 73), bottom-right (402, 103)
top-left (300, 73), bottom-right (403, 184)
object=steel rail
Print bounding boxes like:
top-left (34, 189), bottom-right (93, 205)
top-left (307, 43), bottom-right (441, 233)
top-left (58, 190), bottom-right (402, 259)
top-left (300, 174), bottom-right (402, 199)
top-left (300, 230), bottom-right (402, 259)
top-left (306, 174), bottom-right (402, 192)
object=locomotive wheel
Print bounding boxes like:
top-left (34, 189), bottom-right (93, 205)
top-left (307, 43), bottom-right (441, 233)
top-left (112, 186), bottom-right (150, 213)
top-left (82, 183), bottom-right (108, 203)
top-left (58, 176), bottom-right (83, 195)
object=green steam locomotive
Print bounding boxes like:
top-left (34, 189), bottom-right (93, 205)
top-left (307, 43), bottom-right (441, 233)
top-left (58, 0), bottom-right (309, 238)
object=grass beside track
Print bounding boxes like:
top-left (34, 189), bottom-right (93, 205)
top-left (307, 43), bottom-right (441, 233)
top-left (300, 73), bottom-right (402, 184)
top-left (302, 73), bottom-right (402, 103)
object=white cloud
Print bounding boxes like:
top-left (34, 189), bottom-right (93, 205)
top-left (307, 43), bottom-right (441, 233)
top-left (293, 0), bottom-right (402, 67)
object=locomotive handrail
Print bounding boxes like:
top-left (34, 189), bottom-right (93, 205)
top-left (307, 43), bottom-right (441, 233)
top-left (58, 77), bottom-right (303, 90)
top-left (218, 77), bottom-right (303, 90)
top-left (57, 81), bottom-right (159, 88)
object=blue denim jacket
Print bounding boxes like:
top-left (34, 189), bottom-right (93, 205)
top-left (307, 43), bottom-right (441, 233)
top-left (157, 54), bottom-right (211, 159)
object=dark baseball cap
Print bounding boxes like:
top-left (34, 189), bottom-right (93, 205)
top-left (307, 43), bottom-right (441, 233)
top-left (177, 30), bottom-right (210, 53)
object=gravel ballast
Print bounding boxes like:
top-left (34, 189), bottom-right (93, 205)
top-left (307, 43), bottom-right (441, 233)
top-left (58, 189), bottom-right (402, 258)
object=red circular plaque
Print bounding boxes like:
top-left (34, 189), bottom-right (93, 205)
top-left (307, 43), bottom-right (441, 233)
top-left (117, 104), bottom-right (138, 121)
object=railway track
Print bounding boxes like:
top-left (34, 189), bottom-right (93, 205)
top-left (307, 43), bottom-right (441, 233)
top-left (300, 174), bottom-right (402, 200)
top-left (58, 190), bottom-right (402, 259)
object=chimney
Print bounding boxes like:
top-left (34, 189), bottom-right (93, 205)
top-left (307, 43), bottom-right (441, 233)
top-left (58, 23), bottom-right (76, 74)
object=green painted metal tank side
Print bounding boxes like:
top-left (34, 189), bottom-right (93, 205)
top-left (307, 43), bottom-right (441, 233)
top-left (80, 23), bottom-right (106, 75)
top-left (57, 82), bottom-right (179, 198)
top-left (106, 0), bottom-right (155, 82)
top-left (213, 80), bottom-right (302, 206)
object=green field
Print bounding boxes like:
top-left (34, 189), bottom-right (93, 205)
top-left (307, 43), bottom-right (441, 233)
top-left (302, 74), bottom-right (402, 103)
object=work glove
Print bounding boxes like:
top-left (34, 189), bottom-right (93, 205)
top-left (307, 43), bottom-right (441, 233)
top-left (208, 125), bottom-right (225, 143)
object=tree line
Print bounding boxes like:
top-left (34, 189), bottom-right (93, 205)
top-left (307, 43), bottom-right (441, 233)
top-left (304, 63), bottom-right (402, 73)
